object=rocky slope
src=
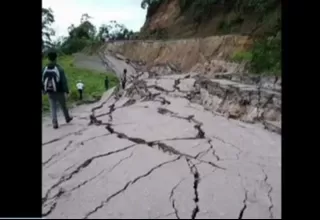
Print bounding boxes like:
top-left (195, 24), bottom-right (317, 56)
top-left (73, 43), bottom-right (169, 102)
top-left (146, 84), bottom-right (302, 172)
top-left (100, 34), bottom-right (281, 133)
top-left (109, 54), bottom-right (281, 133)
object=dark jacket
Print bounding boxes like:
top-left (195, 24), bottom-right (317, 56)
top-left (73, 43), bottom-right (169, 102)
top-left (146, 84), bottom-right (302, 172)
top-left (104, 77), bottom-right (109, 90)
top-left (42, 62), bottom-right (69, 93)
top-left (122, 73), bottom-right (127, 83)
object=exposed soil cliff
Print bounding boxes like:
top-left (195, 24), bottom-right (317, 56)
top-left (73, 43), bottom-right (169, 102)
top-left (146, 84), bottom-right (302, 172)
top-left (102, 35), bottom-right (252, 72)
top-left (140, 0), bottom-right (281, 39)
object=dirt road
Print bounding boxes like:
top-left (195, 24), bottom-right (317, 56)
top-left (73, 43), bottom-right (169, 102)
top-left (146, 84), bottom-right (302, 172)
top-left (42, 54), bottom-right (281, 219)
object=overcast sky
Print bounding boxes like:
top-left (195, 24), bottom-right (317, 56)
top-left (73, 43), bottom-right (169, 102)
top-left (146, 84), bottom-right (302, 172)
top-left (43, 0), bottom-right (146, 40)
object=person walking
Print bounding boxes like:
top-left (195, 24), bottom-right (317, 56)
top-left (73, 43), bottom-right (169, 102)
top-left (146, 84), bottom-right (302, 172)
top-left (76, 80), bottom-right (84, 100)
top-left (42, 51), bottom-right (73, 129)
top-left (104, 76), bottom-right (109, 90)
top-left (122, 69), bottom-right (127, 90)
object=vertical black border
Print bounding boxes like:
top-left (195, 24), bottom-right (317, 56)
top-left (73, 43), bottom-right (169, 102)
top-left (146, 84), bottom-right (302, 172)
top-left (283, 0), bottom-right (316, 218)
top-left (282, 0), bottom-right (287, 218)
top-left (0, 0), bottom-right (42, 218)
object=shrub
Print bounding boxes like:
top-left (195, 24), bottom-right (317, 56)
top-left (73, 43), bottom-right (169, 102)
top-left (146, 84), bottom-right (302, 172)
top-left (231, 51), bottom-right (253, 62)
top-left (250, 36), bottom-right (281, 75)
top-left (230, 34), bottom-right (281, 75)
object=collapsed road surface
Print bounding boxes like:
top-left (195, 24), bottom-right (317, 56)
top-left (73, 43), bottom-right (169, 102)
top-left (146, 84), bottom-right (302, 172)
top-left (42, 53), bottom-right (281, 219)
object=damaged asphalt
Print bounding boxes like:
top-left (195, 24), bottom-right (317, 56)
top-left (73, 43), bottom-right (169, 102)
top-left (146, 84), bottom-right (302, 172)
top-left (42, 53), bottom-right (281, 219)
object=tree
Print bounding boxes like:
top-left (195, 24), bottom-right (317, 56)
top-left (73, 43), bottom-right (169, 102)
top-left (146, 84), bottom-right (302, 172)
top-left (80, 13), bottom-right (92, 23)
top-left (141, 0), bottom-right (152, 9)
top-left (54, 13), bottom-right (135, 55)
top-left (68, 24), bottom-right (76, 35)
top-left (68, 14), bottom-right (96, 40)
top-left (140, 0), bottom-right (162, 18)
top-left (97, 24), bottom-right (112, 41)
top-left (42, 8), bottom-right (55, 51)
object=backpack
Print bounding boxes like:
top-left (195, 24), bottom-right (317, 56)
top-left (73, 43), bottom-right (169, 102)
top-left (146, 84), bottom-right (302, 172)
top-left (42, 65), bottom-right (60, 92)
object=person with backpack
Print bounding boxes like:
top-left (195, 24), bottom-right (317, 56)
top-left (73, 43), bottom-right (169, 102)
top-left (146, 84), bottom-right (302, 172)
top-left (122, 69), bottom-right (127, 90)
top-left (42, 51), bottom-right (73, 129)
top-left (76, 80), bottom-right (84, 100)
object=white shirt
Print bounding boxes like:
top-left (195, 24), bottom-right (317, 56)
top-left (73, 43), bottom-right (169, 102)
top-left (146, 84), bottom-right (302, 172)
top-left (76, 82), bottom-right (84, 90)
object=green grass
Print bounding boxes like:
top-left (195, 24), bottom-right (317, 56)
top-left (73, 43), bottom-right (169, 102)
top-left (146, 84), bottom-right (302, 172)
top-left (42, 55), bottom-right (119, 112)
top-left (231, 51), bottom-right (253, 63)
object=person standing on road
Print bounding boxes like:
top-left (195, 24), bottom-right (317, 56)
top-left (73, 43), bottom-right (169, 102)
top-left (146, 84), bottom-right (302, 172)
top-left (104, 76), bottom-right (109, 90)
top-left (122, 69), bottom-right (127, 90)
top-left (76, 80), bottom-right (84, 100)
top-left (42, 51), bottom-right (73, 129)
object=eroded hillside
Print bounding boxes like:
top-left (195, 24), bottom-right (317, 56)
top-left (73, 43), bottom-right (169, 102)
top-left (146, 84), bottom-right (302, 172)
top-left (102, 35), bottom-right (252, 72)
top-left (96, 0), bottom-right (281, 75)
top-left (139, 0), bottom-right (281, 39)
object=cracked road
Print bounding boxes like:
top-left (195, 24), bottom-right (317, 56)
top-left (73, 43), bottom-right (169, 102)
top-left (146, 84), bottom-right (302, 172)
top-left (42, 54), bottom-right (281, 219)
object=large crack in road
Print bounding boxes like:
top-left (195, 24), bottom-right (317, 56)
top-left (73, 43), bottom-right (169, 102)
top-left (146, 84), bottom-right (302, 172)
top-left (169, 178), bottom-right (185, 219)
top-left (42, 53), bottom-right (281, 219)
top-left (104, 122), bottom-right (225, 170)
top-left (84, 157), bottom-right (181, 219)
top-left (259, 164), bottom-right (275, 219)
top-left (186, 159), bottom-right (200, 219)
top-left (42, 144), bottom-right (136, 213)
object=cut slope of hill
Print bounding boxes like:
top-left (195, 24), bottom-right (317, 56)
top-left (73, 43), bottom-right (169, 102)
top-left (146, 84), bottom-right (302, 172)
top-left (140, 0), bottom-right (280, 39)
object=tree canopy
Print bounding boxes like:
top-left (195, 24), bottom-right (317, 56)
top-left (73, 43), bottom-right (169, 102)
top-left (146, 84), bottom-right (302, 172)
top-left (42, 9), bottom-right (138, 55)
top-left (42, 8), bottom-right (55, 51)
